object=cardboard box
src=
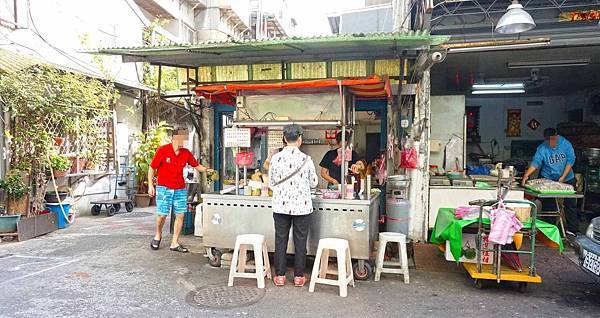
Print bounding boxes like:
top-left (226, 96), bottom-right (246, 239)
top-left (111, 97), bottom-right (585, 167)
top-left (445, 233), bottom-right (492, 264)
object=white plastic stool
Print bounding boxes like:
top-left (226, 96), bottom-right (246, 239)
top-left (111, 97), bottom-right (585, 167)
top-left (309, 238), bottom-right (355, 297)
top-left (375, 232), bottom-right (409, 283)
top-left (228, 234), bottom-right (272, 289)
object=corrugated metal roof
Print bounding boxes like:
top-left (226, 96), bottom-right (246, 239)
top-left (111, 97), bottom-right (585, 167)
top-left (0, 49), bottom-right (45, 74)
top-left (96, 31), bottom-right (446, 51)
top-left (0, 48), bottom-right (149, 90)
top-left (92, 31), bottom-right (450, 67)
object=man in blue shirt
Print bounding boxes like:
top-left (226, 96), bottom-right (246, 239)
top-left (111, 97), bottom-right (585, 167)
top-left (521, 128), bottom-right (578, 235)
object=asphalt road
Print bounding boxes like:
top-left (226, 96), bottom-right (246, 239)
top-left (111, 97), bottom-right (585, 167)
top-left (0, 210), bottom-right (599, 318)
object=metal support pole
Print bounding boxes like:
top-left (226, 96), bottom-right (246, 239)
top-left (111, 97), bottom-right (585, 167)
top-left (157, 65), bottom-right (162, 96)
top-left (186, 68), bottom-right (190, 96)
top-left (235, 163), bottom-right (239, 195)
top-left (340, 84), bottom-right (346, 199)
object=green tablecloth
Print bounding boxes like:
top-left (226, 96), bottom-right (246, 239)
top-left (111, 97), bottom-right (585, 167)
top-left (430, 208), bottom-right (564, 261)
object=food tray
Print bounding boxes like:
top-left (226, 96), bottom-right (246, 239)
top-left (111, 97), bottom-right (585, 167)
top-left (524, 186), bottom-right (576, 195)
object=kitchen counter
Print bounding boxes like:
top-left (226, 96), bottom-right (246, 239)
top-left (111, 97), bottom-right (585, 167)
top-left (429, 185), bottom-right (524, 190)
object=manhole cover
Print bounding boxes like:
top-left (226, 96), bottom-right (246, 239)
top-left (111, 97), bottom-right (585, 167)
top-left (116, 212), bottom-right (153, 218)
top-left (186, 284), bottom-right (265, 309)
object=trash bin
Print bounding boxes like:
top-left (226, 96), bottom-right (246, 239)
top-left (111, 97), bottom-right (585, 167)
top-left (46, 203), bottom-right (71, 229)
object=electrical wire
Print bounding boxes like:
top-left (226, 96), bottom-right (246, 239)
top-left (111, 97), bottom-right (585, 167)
top-left (122, 0), bottom-right (148, 27)
top-left (0, 30), bottom-right (44, 58)
top-left (26, 0), bottom-right (102, 75)
top-left (398, 0), bottom-right (420, 31)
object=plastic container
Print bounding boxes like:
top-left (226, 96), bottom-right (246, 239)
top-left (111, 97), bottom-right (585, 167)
top-left (321, 190), bottom-right (340, 199)
top-left (44, 192), bottom-right (69, 203)
top-left (46, 203), bottom-right (71, 229)
top-left (0, 214), bottom-right (21, 233)
top-left (385, 198), bottom-right (410, 235)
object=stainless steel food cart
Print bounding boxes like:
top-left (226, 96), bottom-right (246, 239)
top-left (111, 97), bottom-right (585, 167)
top-left (202, 192), bottom-right (380, 280)
top-left (200, 79), bottom-right (384, 280)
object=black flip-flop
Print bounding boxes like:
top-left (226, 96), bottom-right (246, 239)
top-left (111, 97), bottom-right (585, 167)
top-left (170, 245), bottom-right (189, 253)
top-left (150, 238), bottom-right (161, 250)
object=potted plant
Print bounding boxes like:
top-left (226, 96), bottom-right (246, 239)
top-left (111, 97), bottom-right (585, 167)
top-left (68, 155), bottom-right (88, 174)
top-left (133, 122), bottom-right (171, 207)
top-left (50, 154), bottom-right (71, 178)
top-left (53, 136), bottom-right (64, 147)
top-left (0, 170), bottom-right (31, 216)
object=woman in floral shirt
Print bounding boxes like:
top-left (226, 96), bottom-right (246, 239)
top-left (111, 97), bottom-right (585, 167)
top-left (269, 124), bottom-right (318, 287)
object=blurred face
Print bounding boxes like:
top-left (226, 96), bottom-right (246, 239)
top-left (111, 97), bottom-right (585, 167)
top-left (172, 133), bottom-right (188, 150)
top-left (545, 135), bottom-right (559, 148)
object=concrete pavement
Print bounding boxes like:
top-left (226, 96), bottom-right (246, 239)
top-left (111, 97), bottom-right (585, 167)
top-left (0, 209), bottom-right (599, 318)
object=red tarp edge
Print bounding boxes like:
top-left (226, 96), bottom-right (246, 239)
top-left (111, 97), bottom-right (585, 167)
top-left (193, 76), bottom-right (383, 94)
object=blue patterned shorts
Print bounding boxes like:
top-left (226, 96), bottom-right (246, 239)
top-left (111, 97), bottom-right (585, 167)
top-left (156, 186), bottom-right (188, 216)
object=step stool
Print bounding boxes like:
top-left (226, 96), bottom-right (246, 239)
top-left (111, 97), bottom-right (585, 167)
top-left (309, 238), bottom-right (355, 297)
top-left (375, 232), bottom-right (409, 283)
top-left (228, 234), bottom-right (272, 289)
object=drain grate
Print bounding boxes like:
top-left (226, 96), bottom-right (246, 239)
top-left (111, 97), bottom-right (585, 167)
top-left (186, 284), bottom-right (265, 309)
top-left (116, 212), bottom-right (153, 218)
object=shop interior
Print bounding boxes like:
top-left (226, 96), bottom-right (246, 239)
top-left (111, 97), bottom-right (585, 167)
top-left (429, 45), bottom-right (600, 231)
top-left (212, 86), bottom-right (388, 191)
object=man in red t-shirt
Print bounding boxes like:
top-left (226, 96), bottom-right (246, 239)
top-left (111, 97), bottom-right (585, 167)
top-left (148, 128), bottom-right (212, 253)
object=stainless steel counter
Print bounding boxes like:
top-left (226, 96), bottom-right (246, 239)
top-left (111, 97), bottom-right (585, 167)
top-left (201, 193), bottom-right (380, 264)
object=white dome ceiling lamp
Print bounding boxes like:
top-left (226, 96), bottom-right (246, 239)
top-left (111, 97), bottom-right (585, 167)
top-left (495, 0), bottom-right (536, 34)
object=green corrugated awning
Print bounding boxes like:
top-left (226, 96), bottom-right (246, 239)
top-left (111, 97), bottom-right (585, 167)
top-left (91, 32), bottom-right (450, 67)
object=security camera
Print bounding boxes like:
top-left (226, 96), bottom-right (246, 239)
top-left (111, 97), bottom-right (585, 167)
top-left (431, 51), bottom-right (444, 63)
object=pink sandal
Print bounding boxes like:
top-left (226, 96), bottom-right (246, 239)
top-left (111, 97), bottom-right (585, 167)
top-left (274, 275), bottom-right (286, 286)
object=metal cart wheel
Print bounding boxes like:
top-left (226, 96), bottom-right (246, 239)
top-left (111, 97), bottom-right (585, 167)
top-left (518, 282), bottom-right (528, 293)
top-left (208, 248), bottom-right (222, 267)
top-left (474, 279), bottom-right (484, 289)
top-left (125, 202), bottom-right (134, 212)
top-left (113, 204), bottom-right (122, 212)
top-left (91, 205), bottom-right (101, 216)
top-left (107, 205), bottom-right (117, 217)
top-left (353, 260), bottom-right (373, 281)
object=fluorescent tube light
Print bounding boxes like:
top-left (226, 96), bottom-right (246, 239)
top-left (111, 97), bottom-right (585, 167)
top-left (472, 89), bottom-right (525, 95)
top-left (472, 83), bottom-right (524, 90)
top-left (507, 59), bottom-right (590, 69)
top-left (448, 40), bottom-right (550, 53)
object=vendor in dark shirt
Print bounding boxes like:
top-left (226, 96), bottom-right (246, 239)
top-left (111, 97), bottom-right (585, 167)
top-left (319, 131), bottom-right (358, 185)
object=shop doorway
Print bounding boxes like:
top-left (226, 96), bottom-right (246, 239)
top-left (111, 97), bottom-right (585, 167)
top-left (366, 133), bottom-right (381, 164)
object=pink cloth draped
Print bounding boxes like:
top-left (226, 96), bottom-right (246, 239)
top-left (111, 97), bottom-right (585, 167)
top-left (489, 202), bottom-right (523, 245)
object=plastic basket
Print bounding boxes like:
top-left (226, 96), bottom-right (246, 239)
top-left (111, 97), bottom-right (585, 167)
top-left (235, 152), bottom-right (254, 166)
